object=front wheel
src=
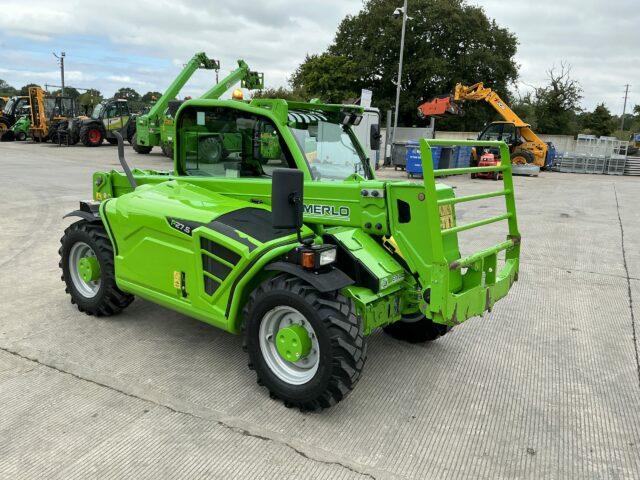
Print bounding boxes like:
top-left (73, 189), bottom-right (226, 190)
top-left (132, 132), bottom-right (153, 154)
top-left (59, 220), bottom-right (134, 316)
top-left (383, 313), bottom-right (451, 343)
top-left (80, 126), bottom-right (104, 147)
top-left (244, 274), bottom-right (367, 411)
top-left (161, 142), bottom-right (173, 159)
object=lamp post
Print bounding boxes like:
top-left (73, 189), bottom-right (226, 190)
top-left (391, 0), bottom-right (408, 147)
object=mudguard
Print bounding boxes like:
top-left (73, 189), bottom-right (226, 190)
top-left (63, 201), bottom-right (102, 223)
top-left (265, 262), bottom-right (354, 293)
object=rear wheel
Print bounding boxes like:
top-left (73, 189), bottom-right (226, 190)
top-left (59, 220), bottom-right (134, 316)
top-left (132, 132), bottom-right (152, 154)
top-left (0, 118), bottom-right (10, 139)
top-left (511, 149), bottom-right (535, 165)
top-left (80, 126), bottom-right (104, 147)
top-left (244, 274), bottom-right (367, 411)
top-left (16, 131), bottom-right (27, 141)
top-left (383, 313), bottom-right (450, 343)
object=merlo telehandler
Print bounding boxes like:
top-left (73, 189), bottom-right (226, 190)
top-left (60, 97), bottom-right (521, 411)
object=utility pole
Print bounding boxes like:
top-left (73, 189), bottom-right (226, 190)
top-left (621, 84), bottom-right (630, 131)
top-left (53, 51), bottom-right (66, 96)
top-left (391, 0), bottom-right (408, 147)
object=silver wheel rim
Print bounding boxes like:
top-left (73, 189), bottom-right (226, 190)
top-left (68, 242), bottom-right (101, 298)
top-left (259, 306), bottom-right (320, 385)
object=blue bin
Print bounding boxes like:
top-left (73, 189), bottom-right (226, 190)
top-left (454, 146), bottom-right (473, 168)
top-left (405, 141), bottom-right (441, 177)
top-left (545, 142), bottom-right (556, 169)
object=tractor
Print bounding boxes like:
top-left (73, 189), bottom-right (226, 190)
top-left (67, 98), bottom-right (136, 147)
top-left (60, 97), bottom-right (521, 411)
top-left (0, 95), bottom-right (30, 140)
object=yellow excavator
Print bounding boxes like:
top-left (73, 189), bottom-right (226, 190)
top-left (419, 82), bottom-right (548, 167)
top-left (28, 86), bottom-right (76, 142)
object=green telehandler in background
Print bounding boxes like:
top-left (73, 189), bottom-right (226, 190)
top-left (131, 52), bottom-right (264, 157)
top-left (60, 96), bottom-right (521, 411)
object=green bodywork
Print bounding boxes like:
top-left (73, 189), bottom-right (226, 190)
top-left (135, 53), bottom-right (264, 152)
top-left (92, 98), bottom-right (520, 336)
top-left (11, 115), bottom-right (30, 138)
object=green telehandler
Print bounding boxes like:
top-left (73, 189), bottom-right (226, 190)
top-left (60, 97), bottom-right (521, 411)
top-left (131, 52), bottom-right (264, 157)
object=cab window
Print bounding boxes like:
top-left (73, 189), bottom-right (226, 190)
top-left (179, 106), bottom-right (294, 178)
top-left (106, 104), bottom-right (118, 118)
top-left (116, 102), bottom-right (129, 116)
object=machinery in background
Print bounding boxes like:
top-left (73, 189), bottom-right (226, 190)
top-left (0, 95), bottom-right (30, 139)
top-left (131, 52), bottom-right (220, 155)
top-left (132, 53), bottom-right (264, 158)
top-left (28, 86), bottom-right (77, 142)
top-left (10, 114), bottom-right (31, 141)
top-left (62, 98), bottom-right (136, 147)
top-left (628, 133), bottom-right (640, 156)
top-left (418, 82), bottom-right (548, 169)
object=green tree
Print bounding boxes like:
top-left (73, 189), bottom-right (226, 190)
top-left (252, 86), bottom-right (308, 101)
top-left (141, 91), bottom-right (162, 103)
top-left (114, 87), bottom-right (140, 101)
top-left (19, 83), bottom-right (41, 96)
top-left (533, 64), bottom-right (582, 134)
top-left (291, 0), bottom-right (518, 130)
top-left (49, 86), bottom-right (81, 99)
top-left (581, 103), bottom-right (615, 137)
top-left (0, 79), bottom-right (18, 96)
top-left (513, 63), bottom-right (582, 134)
top-left (78, 89), bottom-right (103, 116)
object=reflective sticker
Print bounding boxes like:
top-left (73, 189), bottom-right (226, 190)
top-left (439, 205), bottom-right (455, 230)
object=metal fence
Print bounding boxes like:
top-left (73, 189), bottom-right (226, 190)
top-left (552, 135), bottom-right (631, 176)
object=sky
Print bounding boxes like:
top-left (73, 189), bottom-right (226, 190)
top-left (0, 0), bottom-right (637, 113)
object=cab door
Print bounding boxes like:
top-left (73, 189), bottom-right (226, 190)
top-left (105, 102), bottom-right (130, 132)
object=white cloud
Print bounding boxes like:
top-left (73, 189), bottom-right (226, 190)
top-left (0, 0), bottom-right (637, 112)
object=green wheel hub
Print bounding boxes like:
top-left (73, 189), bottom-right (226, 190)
top-left (276, 324), bottom-right (312, 362)
top-left (78, 256), bottom-right (101, 283)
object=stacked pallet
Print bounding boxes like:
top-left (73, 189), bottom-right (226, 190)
top-left (553, 155), bottom-right (625, 175)
top-left (624, 157), bottom-right (640, 176)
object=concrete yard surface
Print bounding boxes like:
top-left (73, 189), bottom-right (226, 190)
top-left (1, 141), bottom-right (639, 479)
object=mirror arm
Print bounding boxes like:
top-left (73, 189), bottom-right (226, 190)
top-left (290, 193), bottom-right (312, 246)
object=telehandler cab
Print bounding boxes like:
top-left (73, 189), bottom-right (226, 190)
top-left (60, 97), bottom-right (521, 411)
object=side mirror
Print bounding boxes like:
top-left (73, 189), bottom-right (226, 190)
top-left (271, 169), bottom-right (303, 230)
top-left (370, 124), bottom-right (381, 151)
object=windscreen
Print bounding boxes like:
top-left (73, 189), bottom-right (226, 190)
top-left (288, 114), bottom-right (370, 181)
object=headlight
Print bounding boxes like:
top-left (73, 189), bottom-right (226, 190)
top-left (318, 247), bottom-right (337, 266)
top-left (298, 245), bottom-right (337, 269)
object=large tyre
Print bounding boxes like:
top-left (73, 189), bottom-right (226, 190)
top-left (243, 274), bottom-right (367, 411)
top-left (59, 220), bottom-right (134, 316)
top-left (511, 149), bottom-right (535, 165)
top-left (383, 313), bottom-right (450, 343)
top-left (132, 132), bottom-right (152, 154)
top-left (161, 142), bottom-right (173, 159)
top-left (0, 118), bottom-right (10, 140)
top-left (80, 125), bottom-right (104, 147)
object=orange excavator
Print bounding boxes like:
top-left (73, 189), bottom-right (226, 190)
top-left (418, 82), bottom-right (547, 168)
